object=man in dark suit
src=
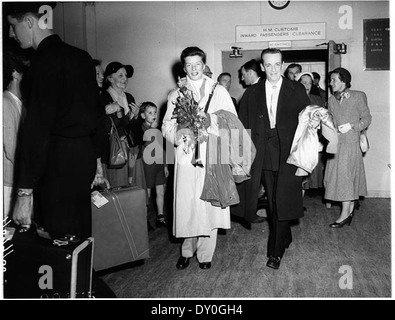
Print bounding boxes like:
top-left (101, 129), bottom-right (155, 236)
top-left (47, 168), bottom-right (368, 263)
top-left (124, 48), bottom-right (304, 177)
top-left (235, 48), bottom-right (310, 269)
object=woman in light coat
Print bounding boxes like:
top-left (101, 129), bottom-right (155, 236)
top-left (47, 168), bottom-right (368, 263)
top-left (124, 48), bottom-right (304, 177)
top-left (162, 47), bottom-right (236, 269)
top-left (324, 68), bottom-right (372, 228)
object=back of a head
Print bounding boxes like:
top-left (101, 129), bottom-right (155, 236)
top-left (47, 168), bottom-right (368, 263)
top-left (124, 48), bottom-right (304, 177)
top-left (4, 2), bottom-right (57, 19)
top-left (312, 72), bottom-right (320, 81)
top-left (242, 59), bottom-right (260, 75)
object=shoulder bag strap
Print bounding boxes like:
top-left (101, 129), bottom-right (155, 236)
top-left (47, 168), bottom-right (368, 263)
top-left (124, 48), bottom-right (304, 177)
top-left (203, 83), bottom-right (218, 113)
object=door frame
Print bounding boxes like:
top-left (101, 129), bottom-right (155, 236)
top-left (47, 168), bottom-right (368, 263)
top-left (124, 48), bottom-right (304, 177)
top-left (219, 45), bottom-right (330, 102)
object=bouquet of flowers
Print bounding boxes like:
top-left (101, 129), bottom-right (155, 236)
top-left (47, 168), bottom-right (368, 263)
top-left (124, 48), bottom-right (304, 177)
top-left (172, 84), bottom-right (209, 151)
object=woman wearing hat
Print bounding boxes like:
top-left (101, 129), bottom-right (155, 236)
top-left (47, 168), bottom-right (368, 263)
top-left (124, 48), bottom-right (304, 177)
top-left (100, 61), bottom-right (141, 188)
top-left (324, 67), bottom-right (372, 228)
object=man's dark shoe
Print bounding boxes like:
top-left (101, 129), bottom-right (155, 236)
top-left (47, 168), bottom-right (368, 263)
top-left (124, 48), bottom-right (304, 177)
top-left (266, 256), bottom-right (281, 270)
top-left (176, 256), bottom-right (190, 269)
top-left (199, 262), bottom-right (211, 269)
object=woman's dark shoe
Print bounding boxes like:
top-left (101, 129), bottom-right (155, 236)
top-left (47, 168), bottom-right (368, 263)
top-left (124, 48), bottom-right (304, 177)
top-left (176, 257), bottom-right (191, 269)
top-left (199, 262), bottom-right (211, 269)
top-left (266, 256), bottom-right (281, 270)
top-left (329, 211), bottom-right (354, 228)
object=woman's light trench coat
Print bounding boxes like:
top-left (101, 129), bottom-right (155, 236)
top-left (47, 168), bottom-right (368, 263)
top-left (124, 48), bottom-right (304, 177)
top-left (162, 76), bottom-right (237, 237)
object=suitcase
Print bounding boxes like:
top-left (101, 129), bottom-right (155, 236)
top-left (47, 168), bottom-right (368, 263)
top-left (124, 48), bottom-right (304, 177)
top-left (91, 186), bottom-right (150, 271)
top-left (3, 228), bottom-right (94, 298)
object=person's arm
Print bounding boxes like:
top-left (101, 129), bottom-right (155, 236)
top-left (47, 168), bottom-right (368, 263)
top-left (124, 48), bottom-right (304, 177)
top-left (105, 102), bottom-right (121, 115)
top-left (3, 96), bottom-right (18, 164)
top-left (162, 89), bottom-right (180, 145)
top-left (14, 58), bottom-right (60, 226)
top-left (12, 188), bottom-right (33, 227)
top-left (91, 158), bottom-right (110, 189)
top-left (353, 91), bottom-right (372, 131)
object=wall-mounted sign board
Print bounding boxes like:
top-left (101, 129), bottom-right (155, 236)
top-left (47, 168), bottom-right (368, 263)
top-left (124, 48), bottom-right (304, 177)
top-left (269, 41), bottom-right (292, 48)
top-left (363, 18), bottom-right (389, 71)
top-left (236, 22), bottom-right (326, 43)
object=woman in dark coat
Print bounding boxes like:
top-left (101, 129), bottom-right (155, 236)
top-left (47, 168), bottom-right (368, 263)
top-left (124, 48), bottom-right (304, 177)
top-left (100, 61), bottom-right (140, 188)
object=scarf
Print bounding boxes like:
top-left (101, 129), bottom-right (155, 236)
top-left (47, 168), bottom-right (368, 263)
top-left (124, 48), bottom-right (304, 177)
top-left (188, 77), bottom-right (207, 104)
top-left (108, 86), bottom-right (129, 115)
top-left (334, 89), bottom-right (350, 103)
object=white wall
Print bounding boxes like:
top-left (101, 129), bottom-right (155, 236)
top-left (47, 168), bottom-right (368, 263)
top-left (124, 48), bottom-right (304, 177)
top-left (57, 1), bottom-right (391, 198)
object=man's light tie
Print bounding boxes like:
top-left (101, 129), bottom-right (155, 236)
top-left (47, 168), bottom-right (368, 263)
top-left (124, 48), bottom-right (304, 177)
top-left (270, 85), bottom-right (277, 128)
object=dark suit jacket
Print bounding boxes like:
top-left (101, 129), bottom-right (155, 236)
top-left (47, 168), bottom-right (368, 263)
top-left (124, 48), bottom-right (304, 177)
top-left (231, 77), bottom-right (310, 221)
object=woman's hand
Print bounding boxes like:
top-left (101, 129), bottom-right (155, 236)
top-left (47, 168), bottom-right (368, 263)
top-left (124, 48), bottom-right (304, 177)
top-left (338, 123), bottom-right (352, 134)
top-left (129, 102), bottom-right (140, 119)
top-left (177, 76), bottom-right (188, 88)
top-left (105, 102), bottom-right (121, 115)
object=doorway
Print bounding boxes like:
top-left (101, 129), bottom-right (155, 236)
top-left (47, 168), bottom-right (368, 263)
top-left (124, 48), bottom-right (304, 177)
top-left (221, 48), bottom-right (330, 103)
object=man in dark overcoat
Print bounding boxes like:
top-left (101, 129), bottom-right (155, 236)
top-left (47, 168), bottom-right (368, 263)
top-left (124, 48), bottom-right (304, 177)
top-left (232, 48), bottom-right (310, 269)
top-left (6, 2), bottom-right (102, 239)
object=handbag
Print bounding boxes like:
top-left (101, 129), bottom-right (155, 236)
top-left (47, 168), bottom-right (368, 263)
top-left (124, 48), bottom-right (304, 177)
top-left (360, 129), bottom-right (369, 153)
top-left (108, 117), bottom-right (128, 168)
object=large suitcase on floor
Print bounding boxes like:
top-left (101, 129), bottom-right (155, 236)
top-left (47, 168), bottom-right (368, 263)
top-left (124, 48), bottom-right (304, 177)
top-left (91, 186), bottom-right (149, 271)
top-left (3, 228), bottom-right (94, 298)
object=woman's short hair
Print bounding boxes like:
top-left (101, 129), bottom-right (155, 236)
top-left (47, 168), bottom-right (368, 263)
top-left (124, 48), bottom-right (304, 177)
top-left (180, 47), bottom-right (206, 67)
top-left (330, 67), bottom-right (352, 89)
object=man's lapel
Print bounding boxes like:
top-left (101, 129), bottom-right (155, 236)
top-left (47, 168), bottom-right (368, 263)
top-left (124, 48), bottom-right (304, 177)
top-left (255, 80), bottom-right (269, 121)
top-left (277, 77), bottom-right (292, 117)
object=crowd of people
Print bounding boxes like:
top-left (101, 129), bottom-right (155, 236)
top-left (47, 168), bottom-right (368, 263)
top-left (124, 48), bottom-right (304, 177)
top-left (3, 2), bottom-right (372, 290)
